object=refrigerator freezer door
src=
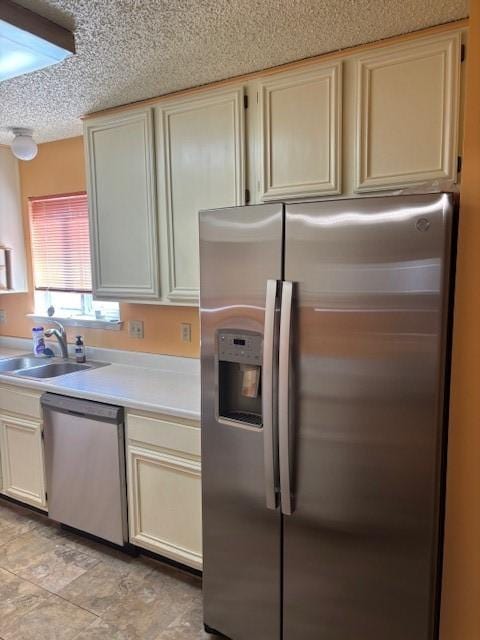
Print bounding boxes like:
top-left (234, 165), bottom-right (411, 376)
top-left (283, 194), bottom-right (455, 640)
top-left (200, 203), bottom-right (283, 640)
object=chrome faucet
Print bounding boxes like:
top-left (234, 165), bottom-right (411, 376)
top-left (45, 321), bottom-right (69, 359)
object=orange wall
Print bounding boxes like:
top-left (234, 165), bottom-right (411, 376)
top-left (0, 137), bottom-right (200, 357)
top-left (440, 4), bottom-right (480, 640)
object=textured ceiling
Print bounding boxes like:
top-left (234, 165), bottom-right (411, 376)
top-left (0, 0), bottom-right (469, 144)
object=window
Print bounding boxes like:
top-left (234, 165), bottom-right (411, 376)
top-left (29, 193), bottom-right (119, 322)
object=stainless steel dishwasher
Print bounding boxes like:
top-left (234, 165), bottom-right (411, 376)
top-left (42, 393), bottom-right (128, 546)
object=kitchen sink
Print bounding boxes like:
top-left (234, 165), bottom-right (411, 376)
top-left (16, 362), bottom-right (93, 378)
top-left (0, 355), bottom-right (109, 379)
top-left (0, 356), bottom-right (41, 372)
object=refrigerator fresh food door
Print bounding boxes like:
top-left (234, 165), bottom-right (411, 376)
top-left (200, 203), bottom-right (283, 640)
top-left (282, 193), bottom-right (455, 640)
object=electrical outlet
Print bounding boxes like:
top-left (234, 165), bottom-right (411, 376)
top-left (128, 320), bottom-right (144, 339)
top-left (180, 322), bottom-right (192, 343)
top-left (0, 310), bottom-right (5, 324)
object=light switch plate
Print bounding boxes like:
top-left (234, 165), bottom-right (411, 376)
top-left (128, 320), bottom-right (144, 339)
top-left (180, 322), bottom-right (192, 343)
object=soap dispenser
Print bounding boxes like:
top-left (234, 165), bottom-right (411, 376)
top-left (75, 336), bottom-right (86, 363)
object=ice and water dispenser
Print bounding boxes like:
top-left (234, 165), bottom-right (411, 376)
top-left (217, 330), bottom-right (263, 427)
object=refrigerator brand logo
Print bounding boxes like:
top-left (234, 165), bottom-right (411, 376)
top-left (416, 218), bottom-right (431, 232)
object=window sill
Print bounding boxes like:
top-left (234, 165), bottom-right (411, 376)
top-left (27, 314), bottom-right (124, 331)
top-left (0, 289), bottom-right (28, 295)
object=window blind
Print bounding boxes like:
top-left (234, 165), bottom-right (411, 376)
top-left (30, 193), bottom-right (92, 293)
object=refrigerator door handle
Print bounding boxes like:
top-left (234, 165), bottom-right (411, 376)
top-left (263, 279), bottom-right (279, 510)
top-left (279, 280), bottom-right (294, 516)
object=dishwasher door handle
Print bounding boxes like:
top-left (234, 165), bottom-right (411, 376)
top-left (41, 393), bottom-right (124, 423)
top-left (66, 410), bottom-right (87, 418)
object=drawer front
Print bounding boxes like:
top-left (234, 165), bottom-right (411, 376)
top-left (0, 385), bottom-right (42, 420)
top-left (126, 411), bottom-right (200, 457)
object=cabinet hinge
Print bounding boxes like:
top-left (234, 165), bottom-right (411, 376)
top-left (245, 189), bottom-right (250, 204)
top-left (457, 156), bottom-right (462, 173)
top-left (244, 95), bottom-right (248, 109)
top-left (461, 44), bottom-right (466, 62)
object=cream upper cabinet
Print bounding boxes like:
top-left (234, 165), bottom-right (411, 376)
top-left (258, 62), bottom-right (342, 201)
top-left (85, 108), bottom-right (160, 300)
top-left (83, 28), bottom-right (465, 304)
top-left (354, 33), bottom-right (461, 192)
top-left (0, 149), bottom-right (27, 294)
top-left (156, 87), bottom-right (245, 304)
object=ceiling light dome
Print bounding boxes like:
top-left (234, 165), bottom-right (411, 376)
top-left (10, 127), bottom-right (37, 161)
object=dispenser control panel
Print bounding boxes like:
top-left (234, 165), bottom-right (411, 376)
top-left (218, 330), bottom-right (262, 365)
top-left (217, 329), bottom-right (263, 427)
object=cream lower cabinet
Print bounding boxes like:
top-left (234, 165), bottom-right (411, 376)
top-left (126, 411), bottom-right (202, 569)
top-left (0, 385), bottom-right (46, 510)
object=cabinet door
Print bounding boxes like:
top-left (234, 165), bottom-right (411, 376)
top-left (85, 109), bottom-right (160, 299)
top-left (259, 62), bottom-right (342, 200)
top-left (156, 87), bottom-right (245, 304)
top-left (0, 414), bottom-right (46, 510)
top-left (355, 33), bottom-right (461, 192)
top-left (127, 443), bottom-right (202, 569)
top-left (0, 148), bottom-right (27, 293)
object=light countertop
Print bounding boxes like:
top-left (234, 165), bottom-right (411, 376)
top-left (0, 345), bottom-right (201, 422)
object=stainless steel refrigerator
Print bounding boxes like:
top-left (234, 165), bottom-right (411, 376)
top-left (199, 193), bottom-right (456, 640)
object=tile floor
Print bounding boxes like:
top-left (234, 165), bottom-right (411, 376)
top-left (0, 499), bottom-right (214, 640)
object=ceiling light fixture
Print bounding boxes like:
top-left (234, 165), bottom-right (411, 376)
top-left (0, 0), bottom-right (75, 82)
top-left (10, 128), bottom-right (38, 161)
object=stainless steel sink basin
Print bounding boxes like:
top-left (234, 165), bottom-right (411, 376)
top-left (0, 355), bottom-right (110, 379)
top-left (16, 362), bottom-right (93, 378)
top-left (0, 356), bottom-right (41, 372)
